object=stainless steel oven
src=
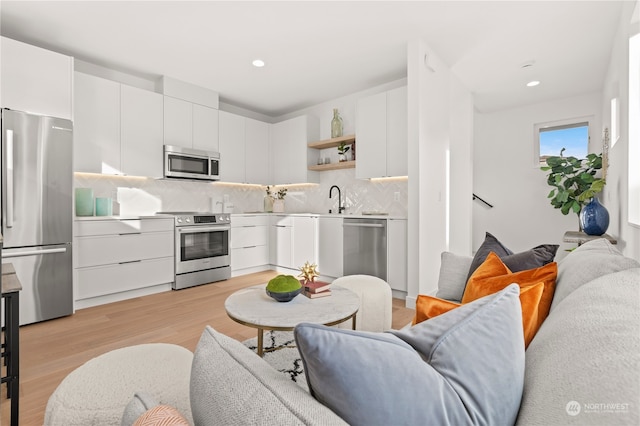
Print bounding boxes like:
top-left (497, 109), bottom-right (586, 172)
top-left (158, 212), bottom-right (231, 289)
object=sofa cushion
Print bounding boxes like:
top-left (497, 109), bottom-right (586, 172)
top-left (414, 282), bottom-right (544, 347)
top-left (435, 251), bottom-right (473, 302)
top-left (551, 238), bottom-right (640, 311)
top-left (462, 252), bottom-right (557, 346)
top-left (466, 232), bottom-right (558, 283)
top-left (190, 326), bottom-right (346, 426)
top-left (295, 285), bottom-right (525, 426)
top-left (517, 268), bottom-right (640, 425)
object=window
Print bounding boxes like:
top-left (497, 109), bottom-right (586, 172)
top-left (535, 118), bottom-right (590, 165)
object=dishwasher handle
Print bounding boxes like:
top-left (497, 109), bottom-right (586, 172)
top-left (343, 222), bottom-right (385, 228)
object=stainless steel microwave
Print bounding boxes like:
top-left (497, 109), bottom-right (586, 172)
top-left (164, 145), bottom-right (220, 181)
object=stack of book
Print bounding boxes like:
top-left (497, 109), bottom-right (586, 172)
top-left (302, 280), bottom-right (332, 298)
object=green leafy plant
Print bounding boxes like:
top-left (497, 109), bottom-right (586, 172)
top-left (540, 148), bottom-right (605, 217)
top-left (337, 142), bottom-right (350, 155)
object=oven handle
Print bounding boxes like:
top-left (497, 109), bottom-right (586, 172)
top-left (177, 225), bottom-right (231, 234)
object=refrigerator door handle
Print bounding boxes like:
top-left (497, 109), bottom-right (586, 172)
top-left (2, 247), bottom-right (67, 258)
top-left (6, 128), bottom-right (14, 228)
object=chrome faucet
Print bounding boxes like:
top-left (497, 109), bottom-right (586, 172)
top-left (329, 185), bottom-right (345, 214)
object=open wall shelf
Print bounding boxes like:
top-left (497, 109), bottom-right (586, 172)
top-left (308, 160), bottom-right (355, 171)
top-left (307, 134), bottom-right (356, 150)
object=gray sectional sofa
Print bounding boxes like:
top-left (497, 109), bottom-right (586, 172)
top-left (46, 239), bottom-right (640, 425)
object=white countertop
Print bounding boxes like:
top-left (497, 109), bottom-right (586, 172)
top-left (74, 215), bottom-right (174, 221)
top-left (234, 212), bottom-right (407, 220)
top-left (74, 212), bottom-right (407, 221)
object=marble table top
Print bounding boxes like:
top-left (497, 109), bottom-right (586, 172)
top-left (225, 284), bottom-right (360, 330)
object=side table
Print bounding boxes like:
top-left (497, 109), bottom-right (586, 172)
top-left (563, 231), bottom-right (618, 246)
top-left (2, 263), bottom-right (22, 426)
top-left (225, 284), bottom-right (360, 357)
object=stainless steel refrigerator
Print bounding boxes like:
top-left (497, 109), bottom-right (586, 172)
top-left (1, 108), bottom-right (73, 325)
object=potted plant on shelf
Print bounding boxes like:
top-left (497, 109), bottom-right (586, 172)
top-left (272, 187), bottom-right (287, 213)
top-left (541, 148), bottom-right (608, 235)
top-left (337, 141), bottom-right (350, 162)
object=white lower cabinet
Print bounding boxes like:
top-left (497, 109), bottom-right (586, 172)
top-left (270, 215), bottom-right (294, 269)
top-left (292, 216), bottom-right (318, 268)
top-left (269, 215), bottom-right (318, 270)
top-left (318, 216), bottom-right (343, 279)
top-left (231, 215), bottom-right (269, 273)
top-left (387, 218), bottom-right (407, 292)
top-left (74, 218), bottom-right (175, 308)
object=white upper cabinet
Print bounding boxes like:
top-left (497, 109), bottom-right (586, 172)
top-left (121, 85), bottom-right (164, 177)
top-left (192, 104), bottom-right (219, 153)
top-left (1, 37), bottom-right (73, 120)
top-left (163, 96), bottom-right (193, 148)
top-left (74, 74), bottom-right (163, 177)
top-left (355, 92), bottom-right (387, 178)
top-left (74, 72), bottom-right (121, 174)
top-left (271, 115), bottom-right (319, 185)
top-left (219, 110), bottom-right (246, 183)
top-left (164, 96), bottom-right (219, 152)
top-left (245, 118), bottom-right (270, 185)
top-left (356, 86), bottom-right (408, 178)
top-left (219, 111), bottom-right (270, 184)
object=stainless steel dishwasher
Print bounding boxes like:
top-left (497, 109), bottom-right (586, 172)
top-left (343, 218), bottom-right (387, 280)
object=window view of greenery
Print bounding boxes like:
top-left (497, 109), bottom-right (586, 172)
top-left (539, 122), bottom-right (589, 164)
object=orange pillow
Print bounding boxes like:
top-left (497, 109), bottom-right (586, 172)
top-left (413, 283), bottom-right (545, 347)
top-left (462, 251), bottom-right (557, 335)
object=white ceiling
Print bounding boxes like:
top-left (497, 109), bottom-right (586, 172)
top-left (0, 1), bottom-right (625, 117)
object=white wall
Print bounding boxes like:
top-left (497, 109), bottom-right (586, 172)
top-left (473, 92), bottom-right (603, 257)
top-left (406, 40), bottom-right (474, 306)
top-left (600, 1), bottom-right (640, 262)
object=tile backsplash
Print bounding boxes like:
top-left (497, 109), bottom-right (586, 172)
top-left (74, 169), bottom-right (408, 217)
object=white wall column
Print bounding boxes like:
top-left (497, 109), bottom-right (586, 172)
top-left (407, 40), bottom-right (473, 307)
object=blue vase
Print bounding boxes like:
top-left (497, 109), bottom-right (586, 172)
top-left (580, 197), bottom-right (609, 236)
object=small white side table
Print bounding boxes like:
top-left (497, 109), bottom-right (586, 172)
top-left (563, 231), bottom-right (618, 246)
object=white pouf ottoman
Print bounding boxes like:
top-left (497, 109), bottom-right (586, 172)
top-left (45, 343), bottom-right (193, 426)
top-left (333, 274), bottom-right (392, 332)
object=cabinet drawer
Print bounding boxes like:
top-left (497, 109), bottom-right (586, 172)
top-left (75, 218), bottom-right (174, 237)
top-left (76, 231), bottom-right (174, 267)
top-left (76, 257), bottom-right (174, 300)
top-left (231, 246), bottom-right (269, 271)
top-left (231, 225), bottom-right (268, 248)
top-left (232, 215), bottom-right (270, 227)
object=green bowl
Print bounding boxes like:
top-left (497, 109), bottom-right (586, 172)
top-left (266, 287), bottom-right (302, 302)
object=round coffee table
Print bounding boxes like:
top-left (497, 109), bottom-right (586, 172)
top-left (225, 284), bottom-right (360, 357)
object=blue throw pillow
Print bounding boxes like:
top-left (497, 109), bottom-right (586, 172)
top-left (294, 284), bottom-right (525, 426)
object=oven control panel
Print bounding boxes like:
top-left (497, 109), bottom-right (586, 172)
top-left (175, 214), bottom-right (230, 225)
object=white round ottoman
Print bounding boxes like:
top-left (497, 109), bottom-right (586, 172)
top-left (44, 343), bottom-right (193, 426)
top-left (333, 275), bottom-right (393, 332)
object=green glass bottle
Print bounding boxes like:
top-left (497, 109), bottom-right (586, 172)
top-left (331, 108), bottom-right (343, 138)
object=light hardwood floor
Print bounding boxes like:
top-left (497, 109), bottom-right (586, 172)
top-left (1, 270), bottom-right (415, 425)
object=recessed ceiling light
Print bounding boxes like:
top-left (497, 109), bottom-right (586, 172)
top-left (252, 59), bottom-right (265, 68)
top-left (527, 80), bottom-right (540, 87)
